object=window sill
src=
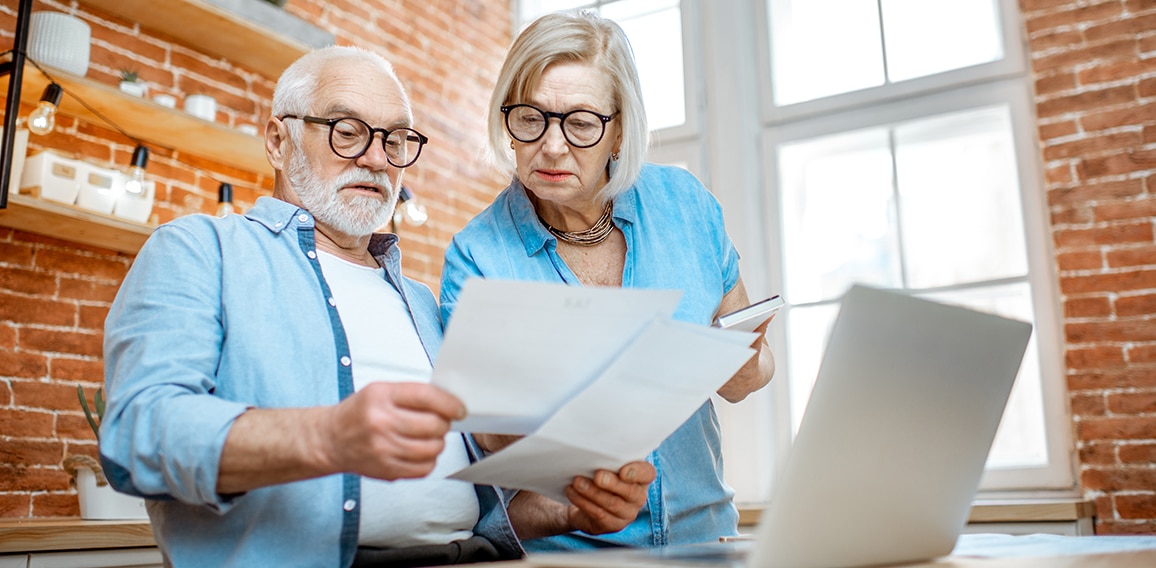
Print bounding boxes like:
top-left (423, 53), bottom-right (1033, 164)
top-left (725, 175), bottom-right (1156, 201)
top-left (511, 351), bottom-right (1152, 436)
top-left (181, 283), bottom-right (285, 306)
top-left (738, 497), bottom-right (1094, 528)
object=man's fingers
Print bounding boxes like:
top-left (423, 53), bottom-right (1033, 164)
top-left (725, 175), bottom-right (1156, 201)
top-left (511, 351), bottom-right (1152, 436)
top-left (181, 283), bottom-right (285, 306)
top-left (329, 383), bottom-right (463, 480)
top-left (384, 406), bottom-right (456, 440)
top-left (375, 382), bottom-right (467, 422)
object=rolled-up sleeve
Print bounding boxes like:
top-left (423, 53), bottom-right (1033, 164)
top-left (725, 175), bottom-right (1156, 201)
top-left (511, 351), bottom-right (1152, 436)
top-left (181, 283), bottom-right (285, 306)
top-left (101, 222), bottom-right (249, 512)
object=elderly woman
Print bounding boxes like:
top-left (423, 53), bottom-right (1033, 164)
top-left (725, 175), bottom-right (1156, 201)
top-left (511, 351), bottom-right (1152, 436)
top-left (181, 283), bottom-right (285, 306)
top-left (439, 11), bottom-right (775, 550)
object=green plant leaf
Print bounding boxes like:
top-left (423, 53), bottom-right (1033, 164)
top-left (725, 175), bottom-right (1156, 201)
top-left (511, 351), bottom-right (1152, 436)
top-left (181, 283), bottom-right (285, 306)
top-left (95, 387), bottom-right (105, 419)
top-left (78, 385), bottom-right (101, 442)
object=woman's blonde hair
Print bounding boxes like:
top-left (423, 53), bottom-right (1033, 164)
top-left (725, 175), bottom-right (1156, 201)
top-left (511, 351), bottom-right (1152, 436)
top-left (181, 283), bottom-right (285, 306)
top-left (487, 11), bottom-right (648, 202)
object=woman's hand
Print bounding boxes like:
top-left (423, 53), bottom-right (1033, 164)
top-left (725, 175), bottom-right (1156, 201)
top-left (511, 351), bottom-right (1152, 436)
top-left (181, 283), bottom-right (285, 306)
top-left (507, 460), bottom-right (657, 540)
top-left (473, 433), bottom-right (523, 453)
top-left (714, 277), bottom-right (776, 403)
top-left (565, 461), bottom-right (656, 535)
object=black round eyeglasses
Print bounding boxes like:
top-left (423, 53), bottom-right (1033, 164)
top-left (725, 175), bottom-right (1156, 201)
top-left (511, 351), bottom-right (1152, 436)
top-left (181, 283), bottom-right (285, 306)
top-left (500, 104), bottom-right (616, 149)
top-left (280, 115), bottom-right (429, 168)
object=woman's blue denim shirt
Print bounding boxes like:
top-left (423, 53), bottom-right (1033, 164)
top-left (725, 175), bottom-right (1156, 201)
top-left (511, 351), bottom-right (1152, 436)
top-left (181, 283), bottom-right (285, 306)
top-left (101, 196), bottom-right (522, 567)
top-left (440, 163), bottom-right (742, 549)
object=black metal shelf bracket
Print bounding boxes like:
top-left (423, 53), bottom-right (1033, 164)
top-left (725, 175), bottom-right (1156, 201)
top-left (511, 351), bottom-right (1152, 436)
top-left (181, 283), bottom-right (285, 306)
top-left (0, 0), bottom-right (33, 209)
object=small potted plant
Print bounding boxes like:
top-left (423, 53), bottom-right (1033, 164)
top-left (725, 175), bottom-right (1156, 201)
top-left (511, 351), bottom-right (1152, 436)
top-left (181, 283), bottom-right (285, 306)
top-left (117, 68), bottom-right (148, 98)
top-left (63, 385), bottom-right (148, 519)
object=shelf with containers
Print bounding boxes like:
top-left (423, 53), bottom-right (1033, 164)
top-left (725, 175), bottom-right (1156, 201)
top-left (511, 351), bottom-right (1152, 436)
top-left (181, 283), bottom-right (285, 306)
top-left (0, 0), bottom-right (334, 254)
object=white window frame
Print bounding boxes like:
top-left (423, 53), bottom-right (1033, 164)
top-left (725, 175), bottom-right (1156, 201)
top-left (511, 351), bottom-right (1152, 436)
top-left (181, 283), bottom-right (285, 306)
top-left (758, 0), bottom-right (1030, 125)
top-left (759, 78), bottom-right (1075, 493)
top-left (749, 0), bottom-right (1075, 496)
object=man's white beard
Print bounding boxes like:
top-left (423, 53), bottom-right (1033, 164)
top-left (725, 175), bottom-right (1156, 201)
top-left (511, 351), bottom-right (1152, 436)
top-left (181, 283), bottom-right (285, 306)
top-left (286, 148), bottom-right (397, 237)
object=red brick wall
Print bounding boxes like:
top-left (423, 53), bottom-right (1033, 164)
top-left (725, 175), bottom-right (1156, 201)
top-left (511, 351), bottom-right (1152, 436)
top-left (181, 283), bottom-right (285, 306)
top-left (0, 0), bottom-right (509, 517)
top-left (1020, 0), bottom-right (1156, 534)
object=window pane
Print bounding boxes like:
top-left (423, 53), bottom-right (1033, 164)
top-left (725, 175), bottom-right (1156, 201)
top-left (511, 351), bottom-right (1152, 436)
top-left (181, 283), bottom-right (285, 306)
top-left (768, 0), bottom-right (1005, 105)
top-left (779, 129), bottom-right (901, 304)
top-left (768, 0), bottom-right (885, 105)
top-left (603, 0), bottom-right (686, 130)
top-left (789, 283), bottom-right (1049, 469)
top-left (881, 0), bottom-right (1004, 82)
top-left (785, 302), bottom-right (840, 434)
top-left (894, 105), bottom-right (1028, 288)
top-left (520, 0), bottom-right (594, 21)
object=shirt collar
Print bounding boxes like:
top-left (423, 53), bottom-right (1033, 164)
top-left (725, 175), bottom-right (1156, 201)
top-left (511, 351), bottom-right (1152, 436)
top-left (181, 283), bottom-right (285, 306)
top-left (507, 176), bottom-right (636, 257)
top-left (245, 196), bottom-right (307, 233)
top-left (246, 196), bottom-right (401, 257)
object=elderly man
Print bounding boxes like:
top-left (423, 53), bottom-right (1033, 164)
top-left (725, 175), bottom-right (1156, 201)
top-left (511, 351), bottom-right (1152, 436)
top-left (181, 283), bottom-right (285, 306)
top-left (100, 45), bottom-right (654, 567)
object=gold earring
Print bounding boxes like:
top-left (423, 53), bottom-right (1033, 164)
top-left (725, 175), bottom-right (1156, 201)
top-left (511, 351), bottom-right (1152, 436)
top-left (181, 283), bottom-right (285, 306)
top-left (612, 151), bottom-right (620, 161)
top-left (510, 140), bottom-right (515, 149)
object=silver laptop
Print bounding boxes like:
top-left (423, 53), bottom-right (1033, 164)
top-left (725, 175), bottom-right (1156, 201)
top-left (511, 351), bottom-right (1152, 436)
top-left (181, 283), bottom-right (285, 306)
top-left (527, 284), bottom-right (1033, 568)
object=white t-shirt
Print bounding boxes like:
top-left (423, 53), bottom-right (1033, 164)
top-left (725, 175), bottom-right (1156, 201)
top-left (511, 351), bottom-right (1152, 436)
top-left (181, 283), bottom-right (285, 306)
top-left (318, 251), bottom-right (479, 548)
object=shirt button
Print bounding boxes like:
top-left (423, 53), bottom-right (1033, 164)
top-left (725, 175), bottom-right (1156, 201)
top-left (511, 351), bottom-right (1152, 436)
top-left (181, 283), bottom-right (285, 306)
top-left (328, 297), bottom-right (336, 307)
top-left (274, 221), bottom-right (283, 228)
top-left (307, 250), bottom-right (317, 259)
top-left (298, 214), bottom-right (309, 223)
top-left (340, 356), bottom-right (351, 366)
top-left (343, 499), bottom-right (357, 511)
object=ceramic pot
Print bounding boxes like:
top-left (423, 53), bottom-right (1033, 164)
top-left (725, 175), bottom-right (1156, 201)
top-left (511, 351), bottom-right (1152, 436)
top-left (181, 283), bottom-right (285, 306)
top-left (28, 12), bottom-right (91, 77)
top-left (152, 94), bottom-right (177, 108)
top-left (184, 94), bottom-right (217, 122)
top-left (64, 455), bottom-right (148, 520)
top-left (119, 81), bottom-right (148, 98)
top-left (76, 466), bottom-right (148, 519)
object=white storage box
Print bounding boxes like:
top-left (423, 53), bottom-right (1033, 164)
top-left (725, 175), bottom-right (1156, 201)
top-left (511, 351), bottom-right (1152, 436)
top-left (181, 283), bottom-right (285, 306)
top-left (75, 161), bottom-right (123, 214)
top-left (112, 177), bottom-right (155, 223)
top-left (20, 150), bottom-right (80, 204)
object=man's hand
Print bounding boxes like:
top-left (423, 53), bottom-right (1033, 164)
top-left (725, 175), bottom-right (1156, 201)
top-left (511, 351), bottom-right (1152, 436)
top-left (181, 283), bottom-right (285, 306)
top-left (565, 461), bottom-right (656, 535)
top-left (217, 382), bottom-right (466, 494)
top-left (324, 382), bottom-right (467, 480)
top-left (507, 460), bottom-right (657, 540)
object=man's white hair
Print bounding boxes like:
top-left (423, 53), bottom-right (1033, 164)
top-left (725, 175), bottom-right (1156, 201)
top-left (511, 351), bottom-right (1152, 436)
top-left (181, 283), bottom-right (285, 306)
top-left (272, 45), bottom-right (411, 139)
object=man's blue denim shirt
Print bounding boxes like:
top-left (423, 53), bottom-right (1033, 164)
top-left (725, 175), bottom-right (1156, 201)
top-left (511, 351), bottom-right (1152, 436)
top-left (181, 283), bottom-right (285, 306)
top-left (101, 196), bottom-right (522, 567)
top-left (440, 163), bottom-right (743, 550)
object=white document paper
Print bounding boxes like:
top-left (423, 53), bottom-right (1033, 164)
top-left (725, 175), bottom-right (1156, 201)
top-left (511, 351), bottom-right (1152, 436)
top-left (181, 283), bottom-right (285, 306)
top-left (445, 316), bottom-right (757, 502)
top-left (433, 278), bottom-right (682, 434)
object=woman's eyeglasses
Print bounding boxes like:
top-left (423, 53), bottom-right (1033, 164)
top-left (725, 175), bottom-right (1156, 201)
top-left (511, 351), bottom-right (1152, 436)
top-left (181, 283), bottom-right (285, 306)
top-left (500, 104), bottom-right (616, 149)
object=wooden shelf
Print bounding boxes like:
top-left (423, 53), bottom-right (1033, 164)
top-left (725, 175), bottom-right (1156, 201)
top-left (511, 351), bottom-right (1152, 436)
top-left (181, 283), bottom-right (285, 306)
top-left (79, 0), bottom-right (334, 79)
top-left (0, 193), bottom-right (153, 254)
top-left (4, 66), bottom-right (270, 175)
top-left (0, 517), bottom-right (154, 553)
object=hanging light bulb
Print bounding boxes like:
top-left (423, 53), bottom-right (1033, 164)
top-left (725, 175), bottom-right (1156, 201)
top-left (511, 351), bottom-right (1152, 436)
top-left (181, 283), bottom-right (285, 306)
top-left (124, 145), bottom-right (149, 195)
top-left (217, 182), bottom-right (236, 217)
top-left (395, 185), bottom-right (428, 226)
top-left (28, 83), bottom-right (63, 136)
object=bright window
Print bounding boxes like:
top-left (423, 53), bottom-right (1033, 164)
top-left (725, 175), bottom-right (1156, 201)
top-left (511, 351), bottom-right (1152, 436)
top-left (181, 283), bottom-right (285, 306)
top-left (777, 106), bottom-right (1047, 469)
top-left (768, 0), bottom-right (1004, 105)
